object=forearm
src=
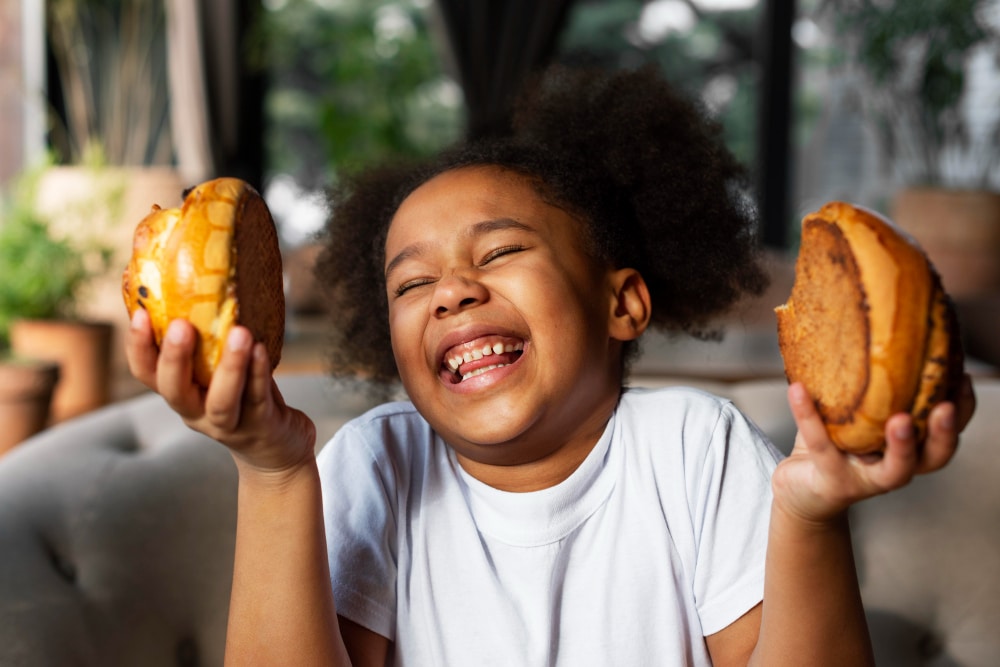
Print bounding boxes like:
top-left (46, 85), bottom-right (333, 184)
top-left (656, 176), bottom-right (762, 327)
top-left (225, 456), bottom-right (350, 666)
top-left (750, 505), bottom-right (874, 667)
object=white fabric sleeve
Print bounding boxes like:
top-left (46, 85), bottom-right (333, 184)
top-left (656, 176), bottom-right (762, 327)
top-left (316, 422), bottom-right (398, 640)
top-left (690, 402), bottom-right (781, 635)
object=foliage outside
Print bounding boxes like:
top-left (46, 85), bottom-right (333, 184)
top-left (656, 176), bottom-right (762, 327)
top-left (557, 1), bottom-right (763, 168)
top-left (830, 0), bottom-right (1000, 189)
top-left (255, 0), bottom-right (463, 189)
top-left (0, 161), bottom-right (114, 350)
top-left (257, 0), bottom-right (767, 191)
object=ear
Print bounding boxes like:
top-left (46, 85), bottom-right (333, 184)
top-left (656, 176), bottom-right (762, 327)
top-left (607, 268), bottom-right (651, 342)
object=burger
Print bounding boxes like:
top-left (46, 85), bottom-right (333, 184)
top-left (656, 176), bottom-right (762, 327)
top-left (122, 177), bottom-right (285, 387)
top-left (775, 201), bottom-right (965, 454)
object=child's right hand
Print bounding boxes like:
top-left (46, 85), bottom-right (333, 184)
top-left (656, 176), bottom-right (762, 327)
top-left (125, 309), bottom-right (317, 475)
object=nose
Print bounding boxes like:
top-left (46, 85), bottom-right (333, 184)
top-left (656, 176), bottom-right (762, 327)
top-left (431, 272), bottom-right (489, 317)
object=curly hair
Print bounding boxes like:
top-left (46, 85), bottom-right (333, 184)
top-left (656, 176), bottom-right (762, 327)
top-left (313, 64), bottom-right (769, 387)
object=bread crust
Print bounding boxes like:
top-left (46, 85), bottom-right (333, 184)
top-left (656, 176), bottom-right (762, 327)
top-left (776, 202), bottom-right (963, 453)
top-left (122, 177), bottom-right (285, 387)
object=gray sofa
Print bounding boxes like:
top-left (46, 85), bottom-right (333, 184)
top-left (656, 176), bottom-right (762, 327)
top-left (1, 371), bottom-right (998, 666)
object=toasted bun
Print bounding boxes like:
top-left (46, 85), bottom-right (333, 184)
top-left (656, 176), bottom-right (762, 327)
top-left (775, 202), bottom-right (964, 453)
top-left (122, 177), bottom-right (285, 387)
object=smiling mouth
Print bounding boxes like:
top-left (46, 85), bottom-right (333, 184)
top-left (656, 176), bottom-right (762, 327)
top-left (442, 337), bottom-right (524, 384)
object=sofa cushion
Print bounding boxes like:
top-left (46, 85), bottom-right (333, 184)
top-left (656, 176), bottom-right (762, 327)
top-left (0, 374), bottom-right (379, 667)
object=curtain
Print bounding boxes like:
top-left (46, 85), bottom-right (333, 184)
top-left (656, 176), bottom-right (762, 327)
top-left (433, 0), bottom-right (577, 140)
top-left (165, 0), bottom-right (214, 183)
top-left (165, 0), bottom-right (265, 187)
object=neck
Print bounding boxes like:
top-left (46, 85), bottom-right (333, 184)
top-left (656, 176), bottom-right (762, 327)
top-left (454, 389), bottom-right (620, 492)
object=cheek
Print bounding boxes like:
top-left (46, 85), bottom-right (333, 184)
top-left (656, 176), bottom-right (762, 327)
top-left (388, 304), bottom-right (426, 373)
top-left (522, 264), bottom-right (604, 322)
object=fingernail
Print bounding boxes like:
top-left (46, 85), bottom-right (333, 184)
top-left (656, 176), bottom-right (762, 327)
top-left (893, 421), bottom-right (913, 441)
top-left (227, 327), bottom-right (252, 352)
top-left (165, 320), bottom-right (187, 344)
top-left (938, 404), bottom-right (955, 431)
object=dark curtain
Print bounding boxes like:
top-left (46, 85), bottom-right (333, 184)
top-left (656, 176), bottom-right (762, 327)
top-left (756, 0), bottom-right (795, 248)
top-left (201, 0), bottom-right (267, 188)
top-left (166, 0), bottom-right (266, 188)
top-left (434, 0), bottom-right (577, 140)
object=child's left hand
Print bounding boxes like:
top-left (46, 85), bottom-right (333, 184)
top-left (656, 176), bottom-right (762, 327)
top-left (772, 375), bottom-right (977, 523)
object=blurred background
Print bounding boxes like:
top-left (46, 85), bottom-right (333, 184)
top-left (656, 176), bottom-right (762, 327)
top-left (2, 0), bottom-right (1000, 445)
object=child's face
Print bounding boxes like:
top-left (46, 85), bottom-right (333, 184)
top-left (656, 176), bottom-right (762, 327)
top-left (383, 165), bottom-right (633, 482)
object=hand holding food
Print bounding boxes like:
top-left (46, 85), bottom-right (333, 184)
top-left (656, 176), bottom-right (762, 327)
top-left (122, 177), bottom-right (285, 387)
top-left (775, 202), bottom-right (965, 454)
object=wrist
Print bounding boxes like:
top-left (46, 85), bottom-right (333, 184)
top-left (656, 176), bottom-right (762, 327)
top-left (770, 456), bottom-right (858, 526)
top-left (232, 450), bottom-right (319, 492)
top-left (769, 498), bottom-right (851, 540)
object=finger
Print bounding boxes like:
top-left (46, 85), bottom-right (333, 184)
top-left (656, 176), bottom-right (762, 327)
top-left (157, 319), bottom-right (203, 418)
top-left (870, 414), bottom-right (919, 491)
top-left (918, 401), bottom-right (960, 474)
top-left (203, 327), bottom-right (255, 431)
top-left (125, 309), bottom-right (159, 389)
top-left (788, 383), bottom-right (835, 456)
top-left (241, 342), bottom-right (274, 422)
top-left (955, 374), bottom-right (976, 432)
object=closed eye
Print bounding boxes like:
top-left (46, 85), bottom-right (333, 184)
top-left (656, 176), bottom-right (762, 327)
top-left (394, 277), bottom-right (435, 297)
top-left (393, 244), bottom-right (526, 296)
top-left (480, 244), bottom-right (525, 265)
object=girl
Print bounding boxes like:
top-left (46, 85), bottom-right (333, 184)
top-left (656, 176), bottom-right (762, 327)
top-left (126, 65), bottom-right (974, 665)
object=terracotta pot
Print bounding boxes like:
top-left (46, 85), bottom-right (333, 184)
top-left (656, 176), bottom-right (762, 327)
top-left (9, 319), bottom-right (114, 423)
top-left (890, 188), bottom-right (1000, 298)
top-left (0, 358), bottom-right (60, 455)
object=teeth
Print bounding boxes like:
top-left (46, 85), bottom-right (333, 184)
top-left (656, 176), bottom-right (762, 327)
top-left (446, 340), bottom-right (523, 376)
top-left (462, 363), bottom-right (507, 381)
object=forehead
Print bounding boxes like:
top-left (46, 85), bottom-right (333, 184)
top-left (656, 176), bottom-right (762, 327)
top-left (386, 166), bottom-right (577, 248)
top-left (394, 166), bottom-right (537, 220)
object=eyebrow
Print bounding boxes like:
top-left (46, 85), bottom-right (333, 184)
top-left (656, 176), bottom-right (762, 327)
top-left (384, 217), bottom-right (535, 279)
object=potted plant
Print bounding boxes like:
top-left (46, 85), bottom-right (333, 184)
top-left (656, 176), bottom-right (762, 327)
top-left (831, 0), bottom-right (1000, 297)
top-left (0, 169), bottom-right (62, 454)
top-left (39, 0), bottom-right (188, 386)
top-left (0, 163), bottom-right (115, 427)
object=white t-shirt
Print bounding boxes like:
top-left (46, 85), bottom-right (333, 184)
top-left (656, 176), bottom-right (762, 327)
top-left (317, 386), bottom-right (782, 666)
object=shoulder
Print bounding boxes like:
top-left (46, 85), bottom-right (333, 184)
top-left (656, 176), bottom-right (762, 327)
top-left (615, 385), bottom-right (781, 469)
top-left (618, 385), bottom-right (739, 430)
top-left (322, 400), bottom-right (427, 445)
top-left (316, 400), bottom-right (436, 474)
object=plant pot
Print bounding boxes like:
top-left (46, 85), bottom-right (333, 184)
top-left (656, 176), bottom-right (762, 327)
top-left (890, 188), bottom-right (1000, 299)
top-left (9, 319), bottom-right (114, 423)
top-left (0, 358), bottom-right (60, 456)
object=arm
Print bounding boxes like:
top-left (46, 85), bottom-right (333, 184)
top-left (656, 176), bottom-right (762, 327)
top-left (751, 500), bottom-right (872, 666)
top-left (228, 458), bottom-right (348, 665)
top-left (708, 378), bottom-right (975, 666)
top-left (126, 311), bottom-right (389, 666)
